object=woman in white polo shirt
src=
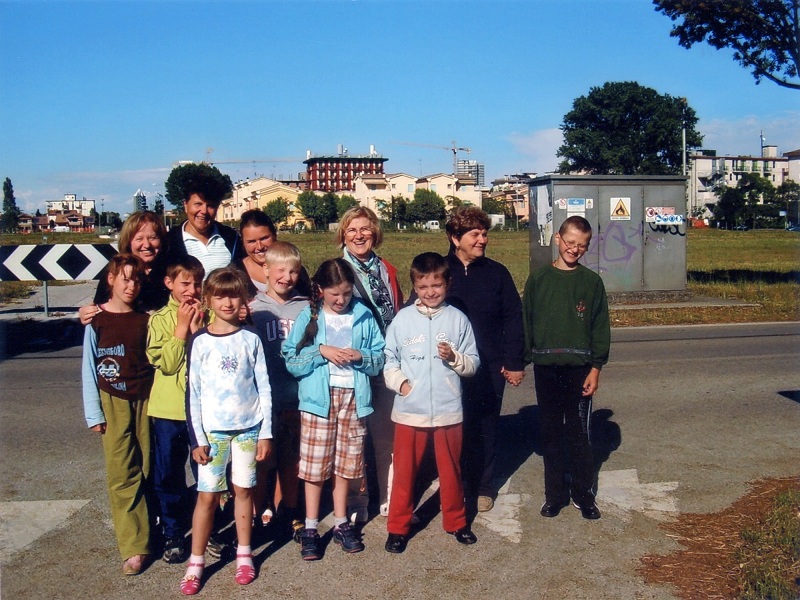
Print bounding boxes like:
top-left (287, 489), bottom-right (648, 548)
top-left (164, 163), bottom-right (244, 278)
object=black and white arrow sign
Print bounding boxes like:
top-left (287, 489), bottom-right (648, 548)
top-left (0, 244), bottom-right (118, 281)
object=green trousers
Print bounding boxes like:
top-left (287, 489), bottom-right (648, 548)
top-left (99, 391), bottom-right (151, 560)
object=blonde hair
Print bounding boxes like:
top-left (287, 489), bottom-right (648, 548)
top-left (264, 241), bottom-right (302, 269)
top-left (335, 206), bottom-right (383, 249)
top-left (118, 211), bottom-right (167, 255)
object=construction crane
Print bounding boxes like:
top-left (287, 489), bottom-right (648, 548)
top-left (391, 140), bottom-right (471, 174)
top-left (206, 156), bottom-right (305, 180)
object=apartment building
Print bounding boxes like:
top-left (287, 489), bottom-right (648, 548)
top-left (688, 146), bottom-right (797, 216)
top-left (303, 145), bottom-right (387, 192)
top-left (45, 193), bottom-right (95, 217)
top-left (219, 176), bottom-right (306, 227)
top-left (352, 172), bottom-right (482, 215)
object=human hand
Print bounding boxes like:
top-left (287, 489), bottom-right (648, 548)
top-left (79, 304), bottom-right (101, 326)
top-left (501, 368), bottom-right (525, 387)
top-left (90, 423), bottom-right (106, 434)
top-left (582, 368), bottom-right (600, 397)
top-left (320, 345), bottom-right (354, 366)
top-left (189, 304), bottom-right (205, 334)
top-left (437, 342), bottom-right (455, 362)
top-left (175, 300), bottom-right (196, 338)
top-left (192, 446), bottom-right (212, 465)
top-left (256, 439), bottom-right (273, 462)
top-left (399, 381), bottom-right (412, 396)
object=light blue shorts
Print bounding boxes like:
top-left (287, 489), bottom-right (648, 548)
top-left (196, 425), bottom-right (260, 493)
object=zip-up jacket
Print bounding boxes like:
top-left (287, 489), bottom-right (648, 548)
top-left (383, 300), bottom-right (479, 428)
top-left (281, 299), bottom-right (385, 419)
top-left (445, 252), bottom-right (525, 372)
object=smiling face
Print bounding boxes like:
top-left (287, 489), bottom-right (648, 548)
top-left (413, 272), bottom-right (448, 310)
top-left (452, 228), bottom-right (488, 265)
top-left (343, 216), bottom-right (376, 261)
top-left (165, 269), bottom-right (202, 304)
top-left (108, 265), bottom-right (141, 307)
top-left (129, 222), bottom-right (162, 267)
top-left (208, 293), bottom-right (243, 325)
top-left (183, 193), bottom-right (218, 238)
top-left (265, 259), bottom-right (300, 301)
top-left (242, 224), bottom-right (276, 266)
top-left (554, 225), bottom-right (591, 270)
top-left (321, 281), bottom-right (353, 315)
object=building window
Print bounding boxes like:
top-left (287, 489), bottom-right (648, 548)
top-left (407, 184), bottom-right (414, 193)
top-left (431, 184), bottom-right (437, 192)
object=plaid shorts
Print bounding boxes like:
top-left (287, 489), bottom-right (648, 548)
top-left (299, 387), bottom-right (366, 482)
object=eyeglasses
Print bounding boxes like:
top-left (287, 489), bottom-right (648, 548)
top-left (345, 227), bottom-right (373, 237)
top-left (560, 238), bottom-right (589, 251)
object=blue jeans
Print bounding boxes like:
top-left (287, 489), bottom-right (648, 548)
top-left (152, 417), bottom-right (193, 539)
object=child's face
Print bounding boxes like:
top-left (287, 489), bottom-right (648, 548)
top-left (165, 270), bottom-right (202, 304)
top-left (413, 272), bottom-right (448, 309)
top-left (554, 226), bottom-right (591, 269)
top-left (321, 282), bottom-right (353, 315)
top-left (208, 293), bottom-right (243, 324)
top-left (265, 260), bottom-right (300, 300)
top-left (108, 265), bottom-right (141, 306)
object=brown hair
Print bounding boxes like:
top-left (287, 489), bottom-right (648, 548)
top-left (203, 267), bottom-right (250, 306)
top-left (165, 255), bottom-right (205, 282)
top-left (118, 211), bottom-right (168, 255)
top-left (105, 253), bottom-right (146, 303)
top-left (445, 206), bottom-right (491, 252)
top-left (335, 206), bottom-right (383, 249)
top-left (409, 252), bottom-right (450, 286)
top-left (558, 215), bottom-right (592, 237)
top-left (240, 209), bottom-right (278, 238)
top-left (295, 258), bottom-right (355, 352)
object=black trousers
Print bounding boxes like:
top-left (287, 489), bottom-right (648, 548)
top-left (461, 363), bottom-right (506, 498)
top-left (533, 364), bottom-right (595, 506)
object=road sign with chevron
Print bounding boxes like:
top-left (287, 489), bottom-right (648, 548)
top-left (0, 244), bottom-right (118, 281)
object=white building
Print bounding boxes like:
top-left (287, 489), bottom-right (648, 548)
top-left (688, 146), bottom-right (798, 217)
top-left (351, 172), bottom-right (482, 217)
top-left (45, 193), bottom-right (95, 217)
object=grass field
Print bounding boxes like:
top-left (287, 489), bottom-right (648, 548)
top-left (1, 228), bottom-right (798, 325)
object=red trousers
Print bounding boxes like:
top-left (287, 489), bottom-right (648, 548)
top-left (387, 422), bottom-right (467, 535)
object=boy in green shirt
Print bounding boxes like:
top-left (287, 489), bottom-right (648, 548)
top-left (522, 215), bottom-right (610, 520)
top-left (147, 256), bottom-right (205, 562)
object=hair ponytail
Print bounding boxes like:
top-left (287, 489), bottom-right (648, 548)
top-left (295, 282), bottom-right (322, 352)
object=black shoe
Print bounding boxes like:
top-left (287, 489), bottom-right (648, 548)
top-left (384, 533), bottom-right (408, 554)
top-left (299, 528), bottom-right (322, 561)
top-left (573, 501), bottom-right (601, 520)
top-left (206, 532), bottom-right (228, 559)
top-left (447, 527), bottom-right (477, 545)
top-left (332, 522), bottom-right (365, 553)
top-left (540, 500), bottom-right (570, 518)
top-left (162, 536), bottom-right (188, 564)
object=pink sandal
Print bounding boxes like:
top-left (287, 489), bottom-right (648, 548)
top-left (179, 562), bottom-right (204, 596)
top-left (235, 554), bottom-right (256, 585)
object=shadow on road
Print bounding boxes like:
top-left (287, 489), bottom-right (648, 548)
top-left (0, 317), bottom-right (84, 360)
top-left (777, 390), bottom-right (800, 405)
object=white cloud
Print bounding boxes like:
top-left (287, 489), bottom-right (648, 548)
top-left (699, 111), bottom-right (800, 156)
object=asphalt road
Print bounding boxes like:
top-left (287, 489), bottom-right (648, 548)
top-left (1, 322), bottom-right (798, 599)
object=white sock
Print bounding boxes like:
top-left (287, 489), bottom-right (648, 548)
top-left (236, 545), bottom-right (253, 568)
top-left (185, 554), bottom-right (204, 579)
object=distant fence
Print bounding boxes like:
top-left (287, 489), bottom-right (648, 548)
top-left (0, 244), bottom-right (118, 282)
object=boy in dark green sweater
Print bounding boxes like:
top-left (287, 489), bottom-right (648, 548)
top-left (522, 215), bottom-right (610, 520)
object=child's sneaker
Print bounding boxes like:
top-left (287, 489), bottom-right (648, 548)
top-left (299, 528), bottom-right (322, 561)
top-left (163, 536), bottom-right (188, 564)
top-left (291, 519), bottom-right (305, 543)
top-left (332, 522), bottom-right (364, 553)
top-left (206, 532), bottom-right (228, 559)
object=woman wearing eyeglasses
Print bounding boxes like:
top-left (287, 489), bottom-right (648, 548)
top-left (336, 206), bottom-right (404, 521)
top-left (444, 206), bottom-right (525, 514)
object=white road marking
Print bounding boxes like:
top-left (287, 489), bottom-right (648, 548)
top-left (0, 500), bottom-right (90, 563)
top-left (597, 469), bottom-right (679, 521)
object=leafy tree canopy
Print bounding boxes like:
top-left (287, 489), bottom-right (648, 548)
top-left (296, 191), bottom-right (337, 230)
top-left (557, 81), bottom-right (703, 175)
top-left (2, 177), bottom-right (21, 233)
top-left (407, 189), bottom-right (446, 223)
top-left (654, 0), bottom-right (800, 90)
top-left (263, 197), bottom-right (290, 225)
top-left (336, 194), bottom-right (359, 219)
top-left (164, 163), bottom-right (233, 208)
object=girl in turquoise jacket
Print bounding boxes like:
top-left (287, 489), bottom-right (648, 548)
top-left (281, 258), bottom-right (384, 560)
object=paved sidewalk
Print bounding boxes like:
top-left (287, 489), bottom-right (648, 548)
top-left (0, 281), bottom-right (96, 321)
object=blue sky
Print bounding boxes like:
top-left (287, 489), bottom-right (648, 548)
top-left (1, 0), bottom-right (798, 215)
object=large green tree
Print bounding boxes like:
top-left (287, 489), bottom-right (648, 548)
top-left (263, 197), bottom-right (290, 226)
top-left (407, 189), bottom-right (446, 223)
top-left (336, 194), bottom-right (359, 218)
top-left (654, 0), bottom-right (800, 91)
top-left (557, 81), bottom-right (703, 175)
top-left (713, 173), bottom-right (777, 228)
top-left (296, 191), bottom-right (337, 230)
top-left (2, 177), bottom-right (21, 233)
